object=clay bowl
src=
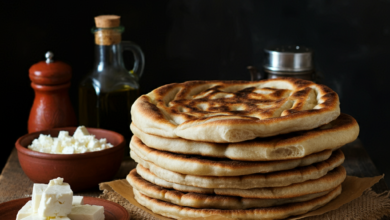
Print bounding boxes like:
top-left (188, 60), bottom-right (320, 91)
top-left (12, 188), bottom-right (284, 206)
top-left (15, 127), bottom-right (125, 192)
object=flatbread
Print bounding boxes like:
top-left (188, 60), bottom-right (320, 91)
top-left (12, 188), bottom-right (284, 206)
top-left (130, 136), bottom-right (332, 176)
top-left (131, 113), bottom-right (358, 161)
top-left (129, 166), bottom-right (346, 199)
top-left (135, 149), bottom-right (344, 190)
top-left (133, 185), bottom-right (342, 219)
top-left (131, 78), bottom-right (340, 142)
top-left (128, 169), bottom-right (334, 209)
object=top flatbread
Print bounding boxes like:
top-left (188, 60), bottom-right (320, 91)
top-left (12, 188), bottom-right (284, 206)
top-left (131, 78), bottom-right (340, 143)
top-left (131, 113), bottom-right (358, 161)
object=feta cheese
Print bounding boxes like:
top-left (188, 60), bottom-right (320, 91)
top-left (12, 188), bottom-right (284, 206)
top-left (32, 184), bottom-right (48, 213)
top-left (62, 146), bottom-right (74, 154)
top-left (58, 131), bottom-right (70, 140)
top-left (18, 178), bottom-right (104, 220)
top-left (51, 139), bottom-right (62, 154)
top-left (20, 213), bottom-right (46, 220)
top-left (72, 196), bottom-right (84, 206)
top-left (87, 139), bottom-right (100, 150)
top-left (27, 126), bottom-right (114, 154)
top-left (48, 177), bottom-right (64, 186)
top-left (21, 215), bottom-right (70, 220)
top-left (38, 183), bottom-right (73, 217)
top-left (73, 126), bottom-right (90, 139)
top-left (16, 201), bottom-right (33, 220)
top-left (68, 205), bottom-right (104, 220)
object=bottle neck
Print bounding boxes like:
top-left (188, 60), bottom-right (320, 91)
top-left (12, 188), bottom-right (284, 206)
top-left (93, 27), bottom-right (125, 72)
top-left (94, 44), bottom-right (126, 71)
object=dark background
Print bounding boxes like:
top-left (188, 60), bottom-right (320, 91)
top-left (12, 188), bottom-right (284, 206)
top-left (2, 0), bottom-right (390, 186)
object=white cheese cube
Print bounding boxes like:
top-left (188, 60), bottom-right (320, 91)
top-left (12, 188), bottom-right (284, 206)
top-left (38, 184), bottom-right (73, 217)
top-left (51, 139), bottom-right (62, 154)
top-left (87, 139), bottom-right (101, 150)
top-left (38, 134), bottom-right (53, 148)
top-left (99, 138), bottom-right (107, 144)
top-left (82, 135), bottom-right (96, 144)
top-left (75, 145), bottom-right (88, 154)
top-left (72, 196), bottom-right (84, 205)
top-left (62, 146), bottom-right (74, 154)
top-left (48, 177), bottom-right (64, 186)
top-left (16, 201), bottom-right (33, 220)
top-left (58, 131), bottom-right (70, 140)
top-left (73, 126), bottom-right (90, 139)
top-left (20, 213), bottom-right (46, 220)
top-left (68, 205), bottom-right (104, 220)
top-left (32, 184), bottom-right (48, 213)
top-left (21, 215), bottom-right (70, 220)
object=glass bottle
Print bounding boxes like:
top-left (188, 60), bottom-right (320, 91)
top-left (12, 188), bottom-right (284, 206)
top-left (79, 15), bottom-right (144, 153)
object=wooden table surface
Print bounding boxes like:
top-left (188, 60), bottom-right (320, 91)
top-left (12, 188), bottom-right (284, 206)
top-left (0, 139), bottom-right (388, 219)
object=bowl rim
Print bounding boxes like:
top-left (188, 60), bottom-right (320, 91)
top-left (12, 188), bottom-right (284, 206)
top-left (15, 127), bottom-right (126, 160)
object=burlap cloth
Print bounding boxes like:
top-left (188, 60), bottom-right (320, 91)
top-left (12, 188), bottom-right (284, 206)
top-left (99, 176), bottom-right (390, 220)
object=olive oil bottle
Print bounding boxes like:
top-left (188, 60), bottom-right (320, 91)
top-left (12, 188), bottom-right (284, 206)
top-left (79, 15), bottom-right (144, 157)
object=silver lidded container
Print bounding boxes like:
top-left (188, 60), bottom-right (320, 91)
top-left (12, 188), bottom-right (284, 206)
top-left (263, 45), bottom-right (314, 81)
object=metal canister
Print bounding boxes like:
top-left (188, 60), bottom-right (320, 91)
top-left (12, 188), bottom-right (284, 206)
top-left (263, 46), bottom-right (315, 81)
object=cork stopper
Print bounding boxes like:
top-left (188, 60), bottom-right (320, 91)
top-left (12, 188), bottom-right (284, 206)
top-left (94, 15), bottom-right (122, 45)
top-left (94, 15), bottom-right (121, 28)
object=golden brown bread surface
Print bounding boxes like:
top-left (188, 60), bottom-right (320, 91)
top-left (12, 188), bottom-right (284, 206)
top-left (133, 185), bottom-right (342, 219)
top-left (128, 166), bottom-right (346, 199)
top-left (131, 78), bottom-right (340, 142)
top-left (127, 169), bottom-right (338, 209)
top-left (134, 149), bottom-right (344, 189)
top-left (130, 136), bottom-right (333, 176)
top-left (131, 113), bottom-right (358, 161)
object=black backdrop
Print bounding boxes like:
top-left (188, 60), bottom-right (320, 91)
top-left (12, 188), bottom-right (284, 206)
top-left (2, 0), bottom-right (390, 186)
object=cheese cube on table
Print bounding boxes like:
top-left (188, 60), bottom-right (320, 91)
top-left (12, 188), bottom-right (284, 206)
top-left (21, 214), bottom-right (70, 220)
top-left (20, 213), bottom-right (46, 220)
top-left (32, 184), bottom-right (48, 213)
top-left (72, 196), bottom-right (84, 205)
top-left (48, 177), bottom-right (64, 186)
top-left (38, 181), bottom-right (73, 217)
top-left (68, 205), bottom-right (104, 220)
top-left (16, 201), bottom-right (33, 220)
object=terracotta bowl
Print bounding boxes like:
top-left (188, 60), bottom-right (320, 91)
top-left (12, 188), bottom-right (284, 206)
top-left (15, 127), bottom-right (125, 192)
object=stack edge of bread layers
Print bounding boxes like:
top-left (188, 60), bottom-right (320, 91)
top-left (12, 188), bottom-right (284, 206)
top-left (127, 78), bottom-right (359, 220)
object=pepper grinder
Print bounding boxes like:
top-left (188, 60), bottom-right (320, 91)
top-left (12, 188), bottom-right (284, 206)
top-left (28, 51), bottom-right (77, 133)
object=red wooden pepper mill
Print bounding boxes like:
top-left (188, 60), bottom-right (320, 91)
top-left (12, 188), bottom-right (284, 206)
top-left (28, 51), bottom-right (77, 133)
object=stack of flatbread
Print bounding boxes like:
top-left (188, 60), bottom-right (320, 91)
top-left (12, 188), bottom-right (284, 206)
top-left (127, 78), bottom-right (359, 219)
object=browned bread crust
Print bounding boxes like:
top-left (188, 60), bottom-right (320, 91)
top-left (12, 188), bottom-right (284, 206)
top-left (131, 78), bottom-right (340, 142)
top-left (133, 184), bottom-right (342, 219)
top-left (134, 149), bottom-right (344, 189)
top-left (130, 136), bottom-right (333, 176)
top-left (131, 113), bottom-right (358, 161)
top-left (127, 168), bottom-right (339, 209)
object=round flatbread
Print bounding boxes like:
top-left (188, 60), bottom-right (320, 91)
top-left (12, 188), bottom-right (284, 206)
top-left (128, 169), bottom-right (334, 209)
top-left (131, 78), bottom-right (340, 143)
top-left (133, 185), bottom-right (342, 220)
top-left (130, 136), bottom-right (332, 176)
top-left (131, 113), bottom-right (358, 161)
top-left (134, 149), bottom-right (344, 190)
top-left (128, 166), bottom-right (346, 199)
